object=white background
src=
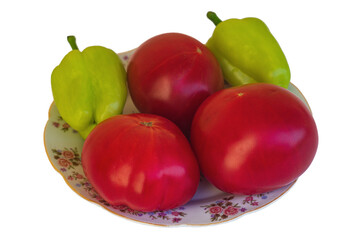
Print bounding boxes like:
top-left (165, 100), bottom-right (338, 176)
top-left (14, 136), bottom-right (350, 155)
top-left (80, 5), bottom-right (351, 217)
top-left (1, 0), bottom-right (359, 239)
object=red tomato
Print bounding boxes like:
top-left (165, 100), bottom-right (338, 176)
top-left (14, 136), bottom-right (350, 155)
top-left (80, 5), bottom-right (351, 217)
top-left (127, 33), bottom-right (224, 137)
top-left (82, 113), bottom-right (200, 212)
top-left (191, 83), bottom-right (318, 195)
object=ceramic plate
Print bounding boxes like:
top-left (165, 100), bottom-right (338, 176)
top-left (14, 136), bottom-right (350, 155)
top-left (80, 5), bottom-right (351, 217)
top-left (44, 49), bottom-right (311, 226)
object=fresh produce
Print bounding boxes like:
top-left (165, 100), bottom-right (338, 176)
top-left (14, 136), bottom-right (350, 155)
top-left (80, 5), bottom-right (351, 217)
top-left (81, 113), bottom-right (200, 212)
top-left (51, 36), bottom-right (127, 139)
top-left (127, 32), bottom-right (224, 137)
top-left (206, 11), bottom-right (291, 88)
top-left (49, 12), bottom-right (319, 215)
top-left (191, 83), bottom-right (318, 195)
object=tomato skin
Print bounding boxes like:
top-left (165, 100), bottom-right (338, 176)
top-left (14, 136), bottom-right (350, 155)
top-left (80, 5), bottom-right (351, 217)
top-left (191, 83), bottom-right (318, 195)
top-left (82, 113), bottom-right (200, 212)
top-left (127, 33), bottom-right (224, 137)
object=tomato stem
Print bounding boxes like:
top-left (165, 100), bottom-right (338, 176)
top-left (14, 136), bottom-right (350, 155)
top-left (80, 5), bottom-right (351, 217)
top-left (140, 121), bottom-right (153, 127)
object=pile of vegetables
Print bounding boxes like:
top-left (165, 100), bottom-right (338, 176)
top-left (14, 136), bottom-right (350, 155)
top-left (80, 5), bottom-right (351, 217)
top-left (51, 12), bottom-right (318, 212)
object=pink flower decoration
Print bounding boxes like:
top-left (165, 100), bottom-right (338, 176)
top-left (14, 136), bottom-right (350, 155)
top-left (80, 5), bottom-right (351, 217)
top-left (58, 158), bottom-right (71, 168)
top-left (209, 206), bottom-right (223, 214)
top-left (245, 196), bottom-right (253, 202)
top-left (172, 217), bottom-right (181, 223)
top-left (76, 173), bottom-right (84, 179)
top-left (171, 211), bottom-right (180, 216)
top-left (62, 150), bottom-right (75, 159)
top-left (224, 206), bottom-right (239, 216)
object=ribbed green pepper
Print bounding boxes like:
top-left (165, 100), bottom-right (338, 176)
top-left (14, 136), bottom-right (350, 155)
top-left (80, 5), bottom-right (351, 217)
top-left (206, 11), bottom-right (291, 88)
top-left (51, 36), bottom-right (127, 139)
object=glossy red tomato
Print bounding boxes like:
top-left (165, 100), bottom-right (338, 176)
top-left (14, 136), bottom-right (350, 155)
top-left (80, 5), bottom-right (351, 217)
top-left (127, 33), bottom-right (224, 137)
top-left (191, 83), bottom-right (318, 195)
top-left (82, 113), bottom-right (200, 212)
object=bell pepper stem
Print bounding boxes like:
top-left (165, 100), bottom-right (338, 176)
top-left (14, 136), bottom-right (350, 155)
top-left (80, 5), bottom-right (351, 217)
top-left (207, 11), bottom-right (222, 26)
top-left (67, 35), bottom-right (79, 50)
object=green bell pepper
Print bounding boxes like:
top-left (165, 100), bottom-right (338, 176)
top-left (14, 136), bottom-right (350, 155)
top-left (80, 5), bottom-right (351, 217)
top-left (206, 11), bottom-right (291, 88)
top-left (51, 36), bottom-right (127, 139)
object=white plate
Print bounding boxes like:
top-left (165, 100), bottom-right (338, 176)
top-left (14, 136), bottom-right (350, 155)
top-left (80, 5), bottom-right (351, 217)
top-left (44, 49), bottom-right (311, 226)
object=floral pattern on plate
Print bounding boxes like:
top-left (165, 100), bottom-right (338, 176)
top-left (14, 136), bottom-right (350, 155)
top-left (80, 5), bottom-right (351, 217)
top-left (44, 49), bottom-right (307, 226)
top-left (200, 193), bottom-right (271, 222)
top-left (52, 116), bottom-right (78, 134)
